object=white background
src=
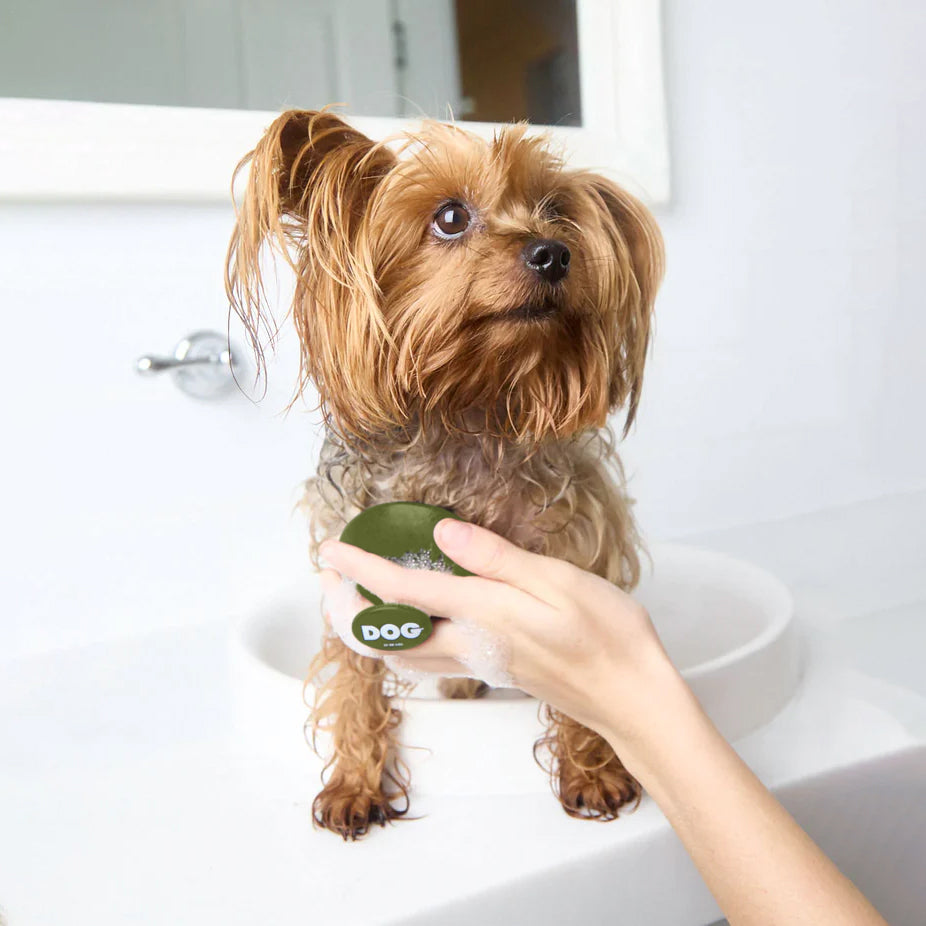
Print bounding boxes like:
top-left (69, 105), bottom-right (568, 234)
top-left (631, 0), bottom-right (926, 533)
top-left (0, 0), bottom-right (924, 661)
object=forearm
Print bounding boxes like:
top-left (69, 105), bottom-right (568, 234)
top-left (601, 662), bottom-right (888, 926)
top-left (321, 524), bottom-right (888, 922)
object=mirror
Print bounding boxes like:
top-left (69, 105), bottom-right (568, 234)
top-left (0, 0), bottom-right (581, 126)
top-left (0, 1), bottom-right (668, 203)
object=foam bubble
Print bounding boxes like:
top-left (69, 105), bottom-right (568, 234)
top-left (386, 548), bottom-right (454, 573)
top-left (456, 620), bottom-right (515, 688)
top-left (383, 654), bottom-right (434, 683)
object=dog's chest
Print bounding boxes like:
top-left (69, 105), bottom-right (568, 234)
top-left (310, 428), bottom-right (635, 585)
top-left (360, 440), bottom-right (563, 553)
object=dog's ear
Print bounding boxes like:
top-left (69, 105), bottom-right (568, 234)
top-left (583, 176), bottom-right (664, 434)
top-left (225, 109), bottom-right (397, 410)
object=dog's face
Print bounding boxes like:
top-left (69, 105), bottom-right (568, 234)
top-left (228, 111), bottom-right (663, 443)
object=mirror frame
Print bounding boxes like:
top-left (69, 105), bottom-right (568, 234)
top-left (0, 0), bottom-right (669, 205)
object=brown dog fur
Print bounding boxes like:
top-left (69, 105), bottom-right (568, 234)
top-left (227, 109), bottom-right (664, 839)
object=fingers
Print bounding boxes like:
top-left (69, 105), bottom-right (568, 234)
top-left (317, 559), bottom-right (523, 690)
top-left (433, 518), bottom-right (575, 604)
top-left (318, 555), bottom-right (497, 658)
top-left (317, 521), bottom-right (570, 689)
top-left (318, 538), bottom-right (524, 619)
top-left (398, 617), bottom-right (471, 662)
top-left (319, 566), bottom-right (478, 672)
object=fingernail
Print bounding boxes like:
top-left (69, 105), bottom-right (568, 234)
top-left (436, 518), bottom-right (472, 550)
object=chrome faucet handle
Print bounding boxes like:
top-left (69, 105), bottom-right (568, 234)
top-left (136, 351), bottom-right (231, 374)
top-left (135, 330), bottom-right (241, 400)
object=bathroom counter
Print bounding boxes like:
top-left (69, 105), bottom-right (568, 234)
top-left (2, 495), bottom-right (925, 926)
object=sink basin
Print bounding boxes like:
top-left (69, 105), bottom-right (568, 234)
top-left (229, 543), bottom-right (801, 795)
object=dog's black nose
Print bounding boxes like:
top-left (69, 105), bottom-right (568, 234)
top-left (523, 238), bottom-right (571, 283)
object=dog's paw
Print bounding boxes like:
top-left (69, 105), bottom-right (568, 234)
top-left (312, 785), bottom-right (406, 840)
top-left (557, 760), bottom-right (642, 821)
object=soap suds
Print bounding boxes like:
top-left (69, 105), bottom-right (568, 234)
top-left (455, 619), bottom-right (515, 688)
top-left (386, 548), bottom-right (454, 573)
top-left (383, 654), bottom-right (434, 683)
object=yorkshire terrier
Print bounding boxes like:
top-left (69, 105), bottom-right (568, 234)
top-left (226, 109), bottom-right (664, 840)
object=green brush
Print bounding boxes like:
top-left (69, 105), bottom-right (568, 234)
top-left (339, 502), bottom-right (473, 651)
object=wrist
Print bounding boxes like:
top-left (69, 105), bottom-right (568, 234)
top-left (596, 649), bottom-right (712, 783)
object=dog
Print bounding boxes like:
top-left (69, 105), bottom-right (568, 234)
top-left (226, 109), bottom-right (664, 840)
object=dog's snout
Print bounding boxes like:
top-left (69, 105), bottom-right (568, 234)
top-left (522, 238), bottom-right (570, 283)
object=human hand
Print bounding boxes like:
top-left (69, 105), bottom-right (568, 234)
top-left (318, 518), bottom-right (681, 746)
top-left (320, 520), bottom-right (892, 925)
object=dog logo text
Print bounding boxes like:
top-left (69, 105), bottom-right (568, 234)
top-left (360, 622), bottom-right (423, 643)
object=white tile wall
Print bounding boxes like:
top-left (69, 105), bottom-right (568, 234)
top-left (0, 204), bottom-right (317, 659)
top-left (625, 0), bottom-right (926, 536)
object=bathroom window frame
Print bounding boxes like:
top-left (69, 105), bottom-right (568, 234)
top-left (0, 0), bottom-right (669, 205)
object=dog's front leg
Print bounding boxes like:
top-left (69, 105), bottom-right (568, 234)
top-left (307, 635), bottom-right (409, 839)
top-left (530, 445), bottom-right (643, 819)
top-left (538, 707), bottom-right (641, 820)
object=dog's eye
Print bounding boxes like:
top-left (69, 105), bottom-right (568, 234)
top-left (432, 202), bottom-right (470, 239)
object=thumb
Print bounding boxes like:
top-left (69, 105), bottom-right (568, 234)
top-left (433, 518), bottom-right (572, 602)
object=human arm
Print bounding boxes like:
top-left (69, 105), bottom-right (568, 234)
top-left (318, 519), bottom-right (888, 926)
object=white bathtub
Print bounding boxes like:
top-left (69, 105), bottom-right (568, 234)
top-left (231, 543), bottom-right (802, 795)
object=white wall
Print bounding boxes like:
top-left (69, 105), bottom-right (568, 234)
top-left (0, 204), bottom-right (316, 660)
top-left (626, 0), bottom-right (926, 535)
top-left (1, 1), bottom-right (924, 659)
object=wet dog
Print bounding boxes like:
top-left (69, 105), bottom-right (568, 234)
top-left (227, 109), bottom-right (663, 839)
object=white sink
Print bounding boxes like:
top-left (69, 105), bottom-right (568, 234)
top-left (229, 543), bottom-right (801, 796)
